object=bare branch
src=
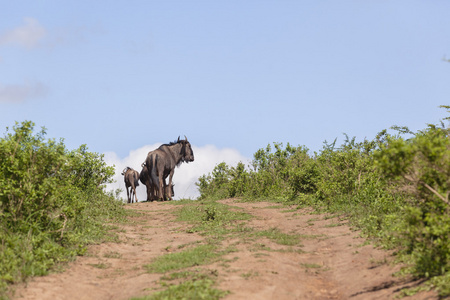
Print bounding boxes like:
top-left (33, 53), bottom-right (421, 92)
top-left (420, 181), bottom-right (450, 206)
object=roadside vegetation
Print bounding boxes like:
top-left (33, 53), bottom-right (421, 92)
top-left (197, 105), bottom-right (450, 297)
top-left (0, 121), bottom-right (126, 298)
top-left (2, 105), bottom-right (449, 298)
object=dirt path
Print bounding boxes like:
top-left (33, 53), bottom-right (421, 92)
top-left (9, 199), bottom-right (437, 300)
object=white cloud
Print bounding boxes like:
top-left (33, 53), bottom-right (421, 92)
top-left (0, 18), bottom-right (46, 49)
top-left (103, 144), bottom-right (250, 202)
top-left (0, 81), bottom-right (49, 103)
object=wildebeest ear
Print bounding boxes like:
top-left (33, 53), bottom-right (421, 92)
top-left (177, 136), bottom-right (180, 142)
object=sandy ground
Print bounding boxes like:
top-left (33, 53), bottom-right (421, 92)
top-left (9, 199), bottom-right (437, 300)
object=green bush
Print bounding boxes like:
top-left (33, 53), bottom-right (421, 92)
top-left (0, 121), bottom-right (125, 293)
top-left (375, 121), bottom-right (450, 283)
top-left (197, 162), bottom-right (232, 200)
top-left (196, 106), bottom-right (450, 296)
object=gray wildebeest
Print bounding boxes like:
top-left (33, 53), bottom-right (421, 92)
top-left (122, 167), bottom-right (140, 203)
top-left (145, 136), bottom-right (194, 201)
top-left (139, 162), bottom-right (175, 201)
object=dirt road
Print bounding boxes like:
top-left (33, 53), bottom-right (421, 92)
top-left (9, 199), bottom-right (436, 299)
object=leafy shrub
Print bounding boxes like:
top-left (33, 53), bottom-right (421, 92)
top-left (375, 120), bottom-right (450, 284)
top-left (196, 106), bottom-right (450, 296)
top-left (0, 121), bottom-right (125, 293)
top-left (197, 162), bottom-right (232, 200)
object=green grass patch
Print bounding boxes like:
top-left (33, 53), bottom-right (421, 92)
top-left (298, 233), bottom-right (326, 239)
top-left (323, 214), bottom-right (340, 220)
top-left (131, 278), bottom-right (228, 300)
top-left (103, 251), bottom-right (122, 259)
top-left (249, 243), bottom-right (273, 252)
top-left (160, 270), bottom-right (196, 281)
top-left (300, 263), bottom-right (322, 269)
top-left (306, 218), bottom-right (320, 222)
top-left (324, 223), bottom-right (344, 228)
top-left (159, 268), bottom-right (219, 281)
top-left (260, 205), bottom-right (285, 209)
top-left (88, 262), bottom-right (110, 269)
top-left (145, 244), bottom-right (219, 273)
top-left (241, 271), bottom-right (259, 279)
top-left (255, 227), bottom-right (301, 246)
top-left (174, 200), bottom-right (252, 239)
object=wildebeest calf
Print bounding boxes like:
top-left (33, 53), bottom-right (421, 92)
top-left (122, 167), bottom-right (140, 203)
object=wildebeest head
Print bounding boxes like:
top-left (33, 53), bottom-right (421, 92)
top-left (121, 166), bottom-right (131, 175)
top-left (178, 136), bottom-right (194, 163)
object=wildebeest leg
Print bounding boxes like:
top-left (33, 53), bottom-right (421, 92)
top-left (153, 176), bottom-right (163, 201)
top-left (161, 180), bottom-right (168, 201)
top-left (149, 175), bottom-right (158, 201)
top-left (145, 184), bottom-right (153, 201)
top-left (152, 184), bottom-right (158, 201)
top-left (126, 185), bottom-right (131, 203)
top-left (149, 184), bottom-right (155, 201)
top-left (167, 172), bottom-right (174, 200)
top-left (163, 181), bottom-right (168, 201)
top-left (131, 183), bottom-right (138, 203)
top-left (158, 175), bottom-right (165, 201)
top-left (150, 162), bottom-right (163, 201)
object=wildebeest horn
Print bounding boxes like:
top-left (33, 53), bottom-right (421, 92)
top-left (184, 135), bottom-right (188, 142)
top-left (177, 136), bottom-right (180, 142)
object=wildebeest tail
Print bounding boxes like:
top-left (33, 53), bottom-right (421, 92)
top-left (133, 172), bottom-right (140, 187)
top-left (149, 153), bottom-right (159, 186)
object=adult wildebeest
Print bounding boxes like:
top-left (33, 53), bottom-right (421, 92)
top-left (145, 136), bottom-right (194, 201)
top-left (139, 162), bottom-right (175, 201)
top-left (122, 167), bottom-right (140, 203)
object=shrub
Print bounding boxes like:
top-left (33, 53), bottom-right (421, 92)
top-left (375, 121), bottom-right (450, 283)
top-left (0, 121), bottom-right (125, 293)
top-left (196, 106), bottom-right (450, 296)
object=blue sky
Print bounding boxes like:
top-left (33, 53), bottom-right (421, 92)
top-left (1, 1), bottom-right (449, 199)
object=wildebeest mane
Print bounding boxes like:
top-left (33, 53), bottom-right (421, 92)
top-left (159, 139), bottom-right (183, 148)
top-left (159, 139), bottom-right (189, 167)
